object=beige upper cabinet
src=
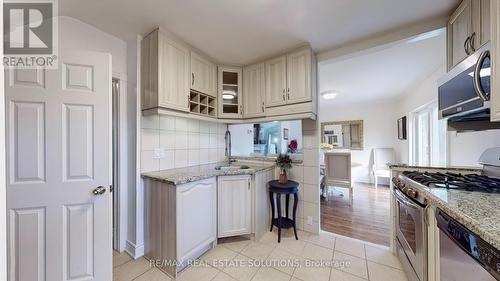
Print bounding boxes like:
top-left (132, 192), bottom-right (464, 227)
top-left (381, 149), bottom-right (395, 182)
top-left (243, 63), bottom-right (266, 118)
top-left (191, 51), bottom-right (217, 96)
top-left (265, 56), bottom-right (287, 107)
top-left (265, 47), bottom-right (313, 108)
top-left (448, 0), bottom-right (491, 70)
top-left (491, 0), bottom-right (500, 121)
top-left (448, 0), bottom-right (473, 70)
top-left (141, 29), bottom-right (190, 112)
top-left (472, 0), bottom-right (491, 49)
top-left (287, 48), bottom-right (312, 104)
top-left (218, 66), bottom-right (243, 118)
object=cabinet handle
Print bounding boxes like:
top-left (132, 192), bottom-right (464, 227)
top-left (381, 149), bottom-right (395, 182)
top-left (469, 32), bottom-right (476, 53)
top-left (248, 180), bottom-right (250, 190)
top-left (464, 36), bottom-right (471, 55)
top-left (192, 73), bottom-right (195, 86)
top-left (240, 105), bottom-right (243, 115)
top-left (282, 89), bottom-right (286, 101)
top-left (261, 102), bottom-right (265, 112)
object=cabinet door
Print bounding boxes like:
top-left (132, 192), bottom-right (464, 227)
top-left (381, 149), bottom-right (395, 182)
top-left (176, 178), bottom-right (217, 264)
top-left (191, 51), bottom-right (217, 96)
top-left (286, 48), bottom-right (312, 104)
top-left (265, 56), bottom-right (287, 107)
top-left (472, 0), bottom-right (491, 48)
top-left (141, 30), bottom-right (159, 110)
top-left (448, 0), bottom-right (473, 70)
top-left (491, 0), bottom-right (500, 121)
top-left (218, 66), bottom-right (242, 118)
top-left (217, 175), bottom-right (252, 238)
top-left (158, 34), bottom-right (190, 112)
top-left (243, 63), bottom-right (266, 118)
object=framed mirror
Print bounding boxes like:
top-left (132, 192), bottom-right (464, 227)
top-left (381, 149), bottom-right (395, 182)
top-left (321, 120), bottom-right (364, 150)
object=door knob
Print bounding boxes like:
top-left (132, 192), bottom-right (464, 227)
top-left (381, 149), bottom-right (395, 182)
top-left (92, 186), bottom-right (106, 195)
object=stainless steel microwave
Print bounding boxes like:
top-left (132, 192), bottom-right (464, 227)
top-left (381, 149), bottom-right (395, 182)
top-left (438, 43), bottom-right (491, 121)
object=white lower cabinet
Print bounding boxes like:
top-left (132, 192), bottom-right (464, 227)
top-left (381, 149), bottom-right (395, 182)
top-left (176, 178), bottom-right (217, 265)
top-left (144, 177), bottom-right (217, 277)
top-left (218, 175), bottom-right (252, 238)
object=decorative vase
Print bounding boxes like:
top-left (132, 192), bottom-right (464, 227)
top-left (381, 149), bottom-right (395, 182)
top-left (279, 170), bottom-right (288, 184)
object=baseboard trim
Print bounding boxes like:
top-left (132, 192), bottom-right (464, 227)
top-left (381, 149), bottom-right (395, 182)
top-left (125, 240), bottom-right (144, 259)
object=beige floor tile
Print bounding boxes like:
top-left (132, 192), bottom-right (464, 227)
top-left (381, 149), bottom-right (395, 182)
top-left (212, 271), bottom-right (238, 281)
top-left (113, 251), bottom-right (132, 268)
top-left (200, 245), bottom-right (239, 268)
top-left (133, 268), bottom-right (172, 281)
top-left (113, 258), bottom-right (151, 281)
top-left (364, 245), bottom-right (402, 269)
top-left (241, 242), bottom-right (275, 260)
top-left (329, 268), bottom-right (367, 281)
top-left (176, 264), bottom-right (219, 281)
top-left (275, 237), bottom-right (307, 255)
top-left (292, 259), bottom-right (331, 281)
top-left (301, 243), bottom-right (333, 261)
top-left (266, 248), bottom-right (301, 275)
top-left (333, 252), bottom-right (368, 280)
top-left (258, 231), bottom-right (280, 246)
top-left (305, 233), bottom-right (335, 249)
top-left (367, 261), bottom-right (408, 281)
top-left (334, 238), bottom-right (366, 259)
top-left (223, 254), bottom-right (260, 281)
top-left (251, 267), bottom-right (292, 281)
top-left (221, 239), bottom-right (252, 253)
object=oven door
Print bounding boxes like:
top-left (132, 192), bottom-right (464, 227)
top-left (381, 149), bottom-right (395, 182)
top-left (395, 189), bottom-right (427, 281)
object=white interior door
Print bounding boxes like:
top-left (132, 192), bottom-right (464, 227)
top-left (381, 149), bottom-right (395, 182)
top-left (6, 50), bottom-right (112, 281)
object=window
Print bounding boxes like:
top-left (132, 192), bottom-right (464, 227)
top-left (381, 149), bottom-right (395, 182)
top-left (410, 101), bottom-right (447, 166)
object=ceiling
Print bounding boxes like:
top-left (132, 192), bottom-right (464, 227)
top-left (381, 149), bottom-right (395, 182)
top-left (318, 29), bottom-right (446, 108)
top-left (60, 0), bottom-right (458, 65)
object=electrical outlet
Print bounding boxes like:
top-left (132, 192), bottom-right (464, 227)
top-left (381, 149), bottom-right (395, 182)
top-left (152, 148), bottom-right (165, 159)
top-left (307, 216), bottom-right (313, 225)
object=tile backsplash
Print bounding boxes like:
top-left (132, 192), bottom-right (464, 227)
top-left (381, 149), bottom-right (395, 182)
top-left (141, 115), bottom-right (227, 172)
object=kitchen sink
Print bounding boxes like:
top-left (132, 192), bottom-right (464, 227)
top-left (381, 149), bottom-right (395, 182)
top-left (214, 164), bottom-right (251, 171)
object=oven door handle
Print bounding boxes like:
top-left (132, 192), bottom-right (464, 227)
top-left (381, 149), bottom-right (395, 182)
top-left (394, 188), bottom-right (422, 210)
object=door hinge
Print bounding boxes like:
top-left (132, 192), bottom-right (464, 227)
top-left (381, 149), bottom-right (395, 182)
top-left (109, 185), bottom-right (114, 193)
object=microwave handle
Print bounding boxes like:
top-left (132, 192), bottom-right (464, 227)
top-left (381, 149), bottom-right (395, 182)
top-left (473, 50), bottom-right (490, 101)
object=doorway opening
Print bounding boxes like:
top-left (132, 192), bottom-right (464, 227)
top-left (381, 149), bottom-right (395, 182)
top-left (318, 28), bottom-right (447, 246)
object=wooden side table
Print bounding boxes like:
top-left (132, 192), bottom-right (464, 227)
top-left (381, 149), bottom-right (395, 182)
top-left (268, 180), bottom-right (299, 243)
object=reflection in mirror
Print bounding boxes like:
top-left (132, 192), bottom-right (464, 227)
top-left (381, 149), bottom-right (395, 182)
top-left (229, 120), bottom-right (302, 157)
top-left (321, 120), bottom-right (363, 150)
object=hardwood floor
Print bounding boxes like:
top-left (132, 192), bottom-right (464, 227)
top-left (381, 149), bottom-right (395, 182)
top-left (320, 183), bottom-right (391, 246)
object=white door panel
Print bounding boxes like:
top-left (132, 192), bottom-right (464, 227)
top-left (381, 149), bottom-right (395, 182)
top-left (6, 50), bottom-right (112, 281)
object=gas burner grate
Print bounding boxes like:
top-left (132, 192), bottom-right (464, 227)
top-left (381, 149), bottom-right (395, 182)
top-left (402, 171), bottom-right (500, 193)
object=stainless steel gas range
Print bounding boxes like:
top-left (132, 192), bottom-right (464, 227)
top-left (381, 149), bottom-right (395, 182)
top-left (393, 147), bottom-right (500, 281)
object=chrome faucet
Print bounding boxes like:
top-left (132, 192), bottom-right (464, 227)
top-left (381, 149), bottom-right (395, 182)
top-left (225, 129), bottom-right (232, 165)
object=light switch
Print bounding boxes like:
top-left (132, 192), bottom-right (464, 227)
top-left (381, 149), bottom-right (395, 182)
top-left (153, 148), bottom-right (165, 159)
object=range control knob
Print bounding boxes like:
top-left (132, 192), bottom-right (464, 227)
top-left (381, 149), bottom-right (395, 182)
top-left (407, 189), bottom-right (418, 198)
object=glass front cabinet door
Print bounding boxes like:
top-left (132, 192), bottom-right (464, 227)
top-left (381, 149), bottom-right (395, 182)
top-left (218, 66), bottom-right (242, 118)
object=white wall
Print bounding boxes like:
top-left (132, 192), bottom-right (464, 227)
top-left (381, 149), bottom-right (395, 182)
top-left (228, 124), bottom-right (253, 156)
top-left (319, 100), bottom-right (399, 184)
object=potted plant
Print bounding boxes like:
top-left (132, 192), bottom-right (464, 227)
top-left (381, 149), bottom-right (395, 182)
top-left (276, 153), bottom-right (292, 184)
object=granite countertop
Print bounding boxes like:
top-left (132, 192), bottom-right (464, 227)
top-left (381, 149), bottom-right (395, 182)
top-left (141, 162), bottom-right (275, 185)
top-left (389, 163), bottom-right (482, 173)
top-left (410, 182), bottom-right (500, 250)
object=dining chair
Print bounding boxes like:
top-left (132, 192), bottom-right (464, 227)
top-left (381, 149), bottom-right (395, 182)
top-left (324, 151), bottom-right (353, 206)
top-left (372, 148), bottom-right (394, 188)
